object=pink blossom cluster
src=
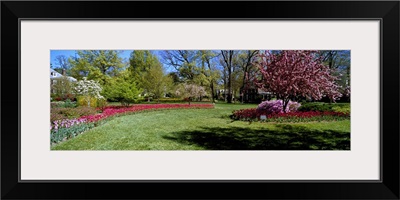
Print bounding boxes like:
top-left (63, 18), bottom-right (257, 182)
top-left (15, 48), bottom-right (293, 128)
top-left (51, 118), bottom-right (87, 131)
top-left (256, 100), bottom-right (301, 114)
top-left (253, 50), bottom-right (342, 102)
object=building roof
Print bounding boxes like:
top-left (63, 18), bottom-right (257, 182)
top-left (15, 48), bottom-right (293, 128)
top-left (257, 88), bottom-right (271, 95)
top-left (50, 68), bottom-right (77, 82)
top-left (50, 68), bottom-right (63, 78)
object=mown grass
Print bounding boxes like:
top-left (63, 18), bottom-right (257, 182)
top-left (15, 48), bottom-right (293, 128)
top-left (51, 103), bottom-right (350, 150)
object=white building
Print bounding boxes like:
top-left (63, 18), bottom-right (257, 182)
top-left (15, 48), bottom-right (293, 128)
top-left (50, 68), bottom-right (76, 82)
top-left (50, 68), bottom-right (77, 93)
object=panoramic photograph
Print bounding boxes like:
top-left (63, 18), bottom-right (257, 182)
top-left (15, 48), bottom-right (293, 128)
top-left (50, 50), bottom-right (351, 150)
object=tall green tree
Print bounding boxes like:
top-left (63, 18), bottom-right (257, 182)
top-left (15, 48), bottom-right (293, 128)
top-left (220, 50), bottom-right (237, 103)
top-left (197, 50), bottom-right (220, 103)
top-left (141, 61), bottom-right (173, 103)
top-left (129, 50), bottom-right (155, 74)
top-left (102, 71), bottom-right (141, 106)
top-left (51, 76), bottom-right (74, 98)
top-left (128, 50), bottom-right (161, 88)
top-left (237, 50), bottom-right (259, 102)
top-left (69, 50), bottom-right (124, 84)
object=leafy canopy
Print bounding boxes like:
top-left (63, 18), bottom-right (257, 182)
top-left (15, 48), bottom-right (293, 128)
top-left (253, 50), bottom-right (342, 112)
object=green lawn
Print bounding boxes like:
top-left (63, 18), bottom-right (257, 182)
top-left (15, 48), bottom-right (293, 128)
top-left (51, 103), bottom-right (350, 150)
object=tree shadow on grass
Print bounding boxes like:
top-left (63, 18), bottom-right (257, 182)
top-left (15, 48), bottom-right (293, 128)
top-left (163, 124), bottom-right (350, 150)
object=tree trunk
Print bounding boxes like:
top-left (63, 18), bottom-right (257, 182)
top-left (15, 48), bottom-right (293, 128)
top-left (87, 96), bottom-right (91, 107)
top-left (205, 58), bottom-right (216, 103)
top-left (210, 82), bottom-right (215, 103)
top-left (241, 91), bottom-right (244, 104)
top-left (222, 50), bottom-right (234, 103)
top-left (223, 77), bottom-right (227, 102)
top-left (347, 66), bottom-right (350, 86)
top-left (227, 68), bottom-right (232, 103)
top-left (282, 99), bottom-right (289, 113)
top-left (228, 51), bottom-right (233, 103)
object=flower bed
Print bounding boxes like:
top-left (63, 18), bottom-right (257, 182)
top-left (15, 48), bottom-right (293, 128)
top-left (257, 100), bottom-right (301, 114)
top-left (51, 107), bottom-right (98, 122)
top-left (51, 104), bottom-right (214, 144)
top-left (231, 108), bottom-right (350, 123)
top-left (50, 118), bottom-right (93, 143)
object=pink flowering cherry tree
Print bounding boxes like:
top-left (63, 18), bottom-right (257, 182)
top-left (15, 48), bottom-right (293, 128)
top-left (253, 50), bottom-right (342, 113)
top-left (175, 83), bottom-right (207, 105)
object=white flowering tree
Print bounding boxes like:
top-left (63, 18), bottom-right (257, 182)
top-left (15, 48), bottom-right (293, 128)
top-left (74, 77), bottom-right (104, 107)
top-left (175, 83), bottom-right (207, 105)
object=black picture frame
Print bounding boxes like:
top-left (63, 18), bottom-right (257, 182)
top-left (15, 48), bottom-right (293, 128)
top-left (2, 1), bottom-right (399, 199)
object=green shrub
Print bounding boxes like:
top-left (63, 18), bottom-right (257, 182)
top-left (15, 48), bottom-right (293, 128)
top-left (50, 112), bottom-right (66, 122)
top-left (144, 97), bottom-right (153, 102)
top-left (51, 102), bottom-right (65, 108)
top-left (298, 102), bottom-right (350, 112)
top-left (97, 98), bottom-right (108, 112)
top-left (50, 100), bottom-right (77, 108)
top-left (62, 109), bottom-right (81, 119)
top-left (77, 96), bottom-right (98, 107)
top-left (332, 106), bottom-right (350, 113)
top-left (158, 98), bottom-right (184, 103)
top-left (102, 78), bottom-right (140, 106)
top-left (63, 99), bottom-right (77, 108)
top-left (135, 97), bottom-right (146, 103)
top-left (136, 98), bottom-right (186, 103)
top-left (201, 98), bottom-right (211, 102)
top-left (50, 94), bottom-right (58, 102)
top-left (298, 103), bottom-right (331, 112)
top-left (64, 107), bottom-right (98, 119)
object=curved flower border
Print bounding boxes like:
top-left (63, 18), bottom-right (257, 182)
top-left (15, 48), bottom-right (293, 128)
top-left (51, 104), bottom-right (214, 144)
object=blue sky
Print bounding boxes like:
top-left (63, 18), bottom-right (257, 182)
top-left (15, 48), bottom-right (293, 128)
top-left (50, 50), bottom-right (133, 67)
top-left (50, 50), bottom-right (77, 65)
top-left (50, 50), bottom-right (174, 72)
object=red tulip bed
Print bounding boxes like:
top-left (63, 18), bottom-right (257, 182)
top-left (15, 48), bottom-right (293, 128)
top-left (51, 104), bottom-right (214, 144)
top-left (231, 108), bottom-right (350, 123)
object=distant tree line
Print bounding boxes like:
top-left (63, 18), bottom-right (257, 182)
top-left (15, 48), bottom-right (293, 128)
top-left (51, 50), bottom-right (351, 105)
